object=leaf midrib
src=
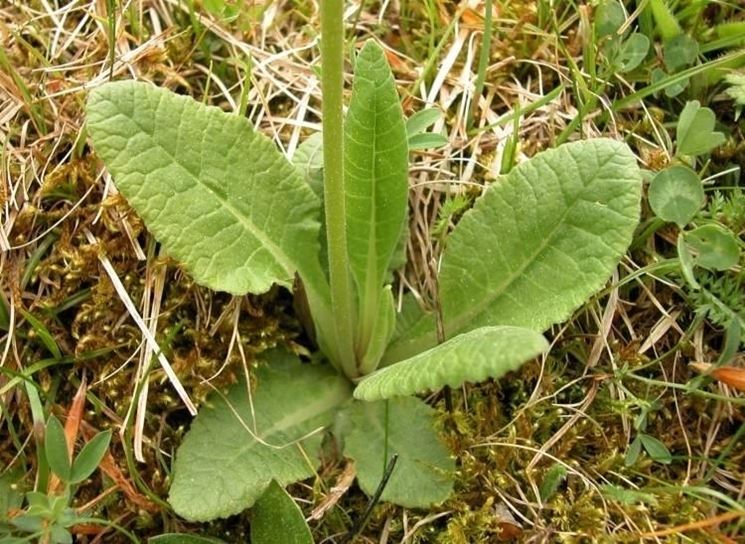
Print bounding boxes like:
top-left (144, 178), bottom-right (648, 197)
top-left (386, 149), bottom-right (623, 360)
top-left (231, 378), bottom-right (349, 458)
top-left (445, 150), bottom-right (619, 334)
top-left (104, 94), bottom-right (298, 281)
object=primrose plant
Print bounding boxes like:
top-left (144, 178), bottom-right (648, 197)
top-left (85, 4), bottom-right (642, 530)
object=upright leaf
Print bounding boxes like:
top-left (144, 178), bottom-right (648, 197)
top-left (69, 430), bottom-right (111, 484)
top-left (86, 81), bottom-right (326, 297)
top-left (251, 481), bottom-right (313, 544)
top-left (384, 139), bottom-right (641, 362)
top-left (344, 41), bottom-right (408, 340)
top-left (45, 416), bottom-right (71, 482)
top-left (337, 398), bottom-right (454, 508)
top-left (355, 326), bottom-right (548, 401)
top-left (169, 350), bottom-right (351, 521)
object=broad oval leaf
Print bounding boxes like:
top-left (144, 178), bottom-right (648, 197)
top-left (86, 81), bottom-right (324, 296)
top-left (384, 139), bottom-right (641, 363)
top-left (355, 326), bottom-right (548, 401)
top-left (337, 397), bottom-right (454, 508)
top-left (169, 350), bottom-right (351, 521)
top-left (648, 165), bottom-right (704, 227)
top-left (251, 481), bottom-right (313, 544)
top-left (345, 41), bottom-right (408, 315)
top-left (683, 224), bottom-right (740, 270)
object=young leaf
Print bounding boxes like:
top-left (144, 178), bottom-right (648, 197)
top-left (616, 33), bottom-right (650, 73)
top-left (21, 310), bottom-right (62, 360)
top-left (725, 72), bottom-right (745, 106)
top-left (408, 132), bottom-right (449, 150)
top-left (676, 232), bottom-right (700, 290)
top-left (69, 430), bottom-right (111, 484)
top-left (594, 0), bottom-right (624, 39)
top-left (676, 101), bottom-right (726, 157)
top-left (344, 40), bottom-right (408, 331)
top-left (663, 34), bottom-right (699, 72)
top-left (647, 165), bottom-right (704, 227)
top-left (647, 0), bottom-right (682, 41)
top-left (539, 464), bottom-right (567, 502)
top-left (639, 433), bottom-right (672, 464)
top-left (359, 286), bottom-right (397, 374)
top-left (384, 139), bottom-right (642, 363)
top-left (168, 350), bottom-right (351, 521)
top-left (45, 415), bottom-right (71, 482)
top-left (354, 326), bottom-right (548, 401)
top-left (624, 435), bottom-right (642, 467)
top-left (406, 108), bottom-right (442, 136)
top-left (337, 398), bottom-right (454, 508)
top-left (600, 484), bottom-right (658, 506)
top-left (292, 132), bottom-right (324, 194)
top-left (683, 224), bottom-right (740, 270)
top-left (250, 481), bottom-right (313, 544)
top-left (86, 81), bottom-right (325, 297)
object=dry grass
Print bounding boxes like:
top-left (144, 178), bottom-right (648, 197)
top-left (1, 0), bottom-right (744, 542)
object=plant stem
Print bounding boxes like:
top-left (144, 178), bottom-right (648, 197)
top-left (320, 0), bottom-right (358, 377)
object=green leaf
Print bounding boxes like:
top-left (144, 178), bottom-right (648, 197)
top-left (683, 224), bottom-right (740, 271)
top-left (651, 67), bottom-right (688, 98)
top-left (355, 326), bottom-right (548, 401)
top-left (647, 165), bottom-right (704, 227)
top-left (600, 484), bottom-right (658, 506)
top-left (292, 132), bottom-right (324, 195)
top-left (639, 433), bottom-right (672, 464)
top-left (344, 41), bottom-right (409, 324)
top-left (169, 350), bottom-right (351, 521)
top-left (45, 415), bottom-right (71, 482)
top-left (408, 132), bottom-right (449, 150)
top-left (69, 430), bottom-right (111, 484)
top-left (663, 34), bottom-right (699, 71)
top-left (0, 471), bottom-right (24, 520)
top-left (624, 435), bottom-right (642, 467)
top-left (648, 0), bottom-right (682, 41)
top-left (21, 310), bottom-right (62, 360)
top-left (86, 81), bottom-right (325, 297)
top-left (384, 139), bottom-right (642, 363)
top-left (676, 101), bottom-right (726, 157)
top-left (616, 33), bottom-right (650, 72)
top-left (149, 536), bottom-right (227, 544)
top-left (359, 286), bottom-right (396, 374)
top-left (250, 481), bottom-right (313, 544)
top-left (406, 108), bottom-right (442, 136)
top-left (0, 293), bottom-right (9, 331)
top-left (539, 464), bottom-right (567, 502)
top-left (338, 398), bottom-right (454, 508)
top-left (676, 232), bottom-right (700, 290)
top-left (724, 72), bottom-right (745, 114)
top-left (595, 0), bottom-right (625, 39)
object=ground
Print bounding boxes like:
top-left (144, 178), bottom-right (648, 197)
top-left (1, 0), bottom-right (744, 542)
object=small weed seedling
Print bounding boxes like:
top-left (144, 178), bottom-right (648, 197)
top-left (85, 3), bottom-right (642, 539)
top-left (1, 416), bottom-right (112, 543)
